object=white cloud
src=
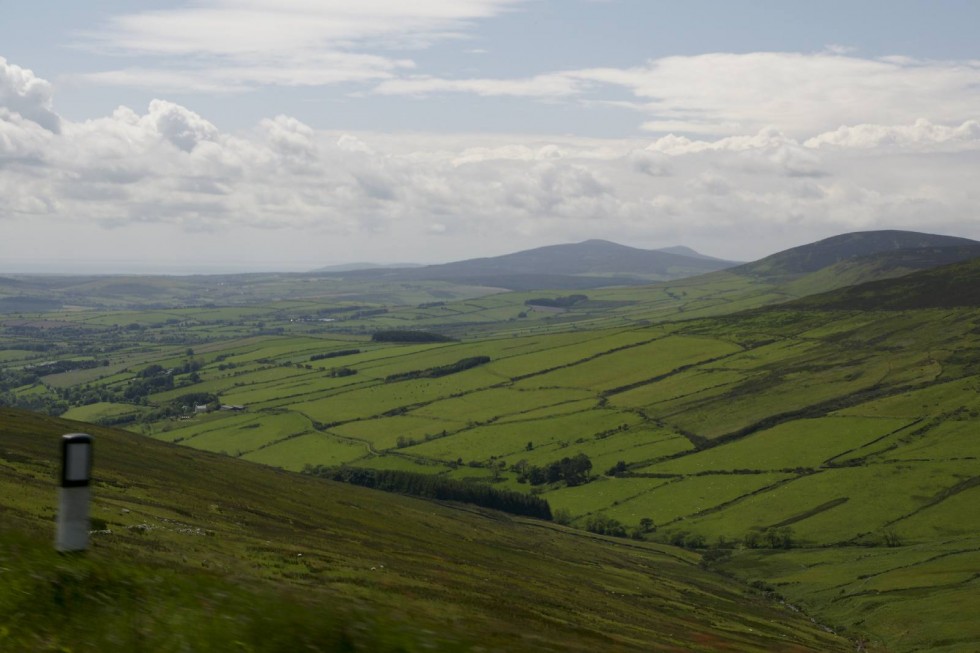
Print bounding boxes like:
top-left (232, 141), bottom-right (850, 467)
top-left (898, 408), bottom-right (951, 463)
top-left (374, 73), bottom-right (585, 98)
top-left (79, 53), bottom-right (416, 94)
top-left (373, 53), bottom-right (980, 140)
top-left (646, 127), bottom-right (796, 155)
top-left (606, 53), bottom-right (980, 137)
top-left (0, 57), bottom-right (61, 133)
top-left (627, 149), bottom-right (671, 177)
top-left (804, 119), bottom-right (980, 150)
top-left (824, 44), bottom-right (857, 55)
top-left (2, 56), bottom-right (979, 270)
top-left (77, 1), bottom-right (523, 91)
top-left (149, 100), bottom-right (219, 152)
top-left (0, 108), bottom-right (54, 164)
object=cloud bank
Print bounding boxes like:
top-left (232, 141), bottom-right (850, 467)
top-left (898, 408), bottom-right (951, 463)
top-left (377, 53), bottom-right (980, 139)
top-left (2, 55), bottom-right (979, 271)
top-left (76, 0), bottom-right (524, 92)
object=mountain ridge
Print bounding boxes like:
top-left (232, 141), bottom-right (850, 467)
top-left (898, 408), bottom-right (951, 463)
top-left (322, 239), bottom-right (740, 289)
top-left (733, 229), bottom-right (980, 279)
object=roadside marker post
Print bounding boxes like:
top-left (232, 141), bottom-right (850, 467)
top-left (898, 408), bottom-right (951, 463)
top-left (56, 433), bottom-right (93, 553)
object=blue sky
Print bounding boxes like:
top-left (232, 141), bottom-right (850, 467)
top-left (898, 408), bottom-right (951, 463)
top-left (1, 1), bottom-right (979, 272)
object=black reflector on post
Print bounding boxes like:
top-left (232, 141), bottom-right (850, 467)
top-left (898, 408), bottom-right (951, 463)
top-left (61, 433), bottom-right (93, 487)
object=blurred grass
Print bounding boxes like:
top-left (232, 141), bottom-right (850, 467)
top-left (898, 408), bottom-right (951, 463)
top-left (0, 529), bottom-right (452, 653)
top-left (0, 407), bottom-right (850, 652)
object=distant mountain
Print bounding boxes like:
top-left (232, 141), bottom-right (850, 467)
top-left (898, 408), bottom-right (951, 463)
top-left (655, 245), bottom-right (728, 261)
top-left (323, 239), bottom-right (740, 290)
top-left (733, 230), bottom-right (980, 280)
top-left (314, 262), bottom-right (424, 273)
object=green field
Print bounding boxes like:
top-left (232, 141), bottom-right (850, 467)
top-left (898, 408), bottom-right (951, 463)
top-left (0, 408), bottom-right (851, 652)
top-left (2, 254), bottom-right (980, 651)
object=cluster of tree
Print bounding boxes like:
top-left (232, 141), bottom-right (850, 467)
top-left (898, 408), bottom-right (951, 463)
top-left (171, 392), bottom-right (220, 409)
top-left (0, 359), bottom-right (108, 394)
top-left (417, 301), bottom-right (446, 309)
top-left (524, 294), bottom-right (588, 308)
top-left (585, 514), bottom-right (656, 540)
top-left (310, 349), bottom-right (361, 362)
top-left (170, 359), bottom-right (203, 375)
top-left (0, 389), bottom-right (68, 416)
top-left (385, 356), bottom-right (490, 383)
top-left (743, 527), bottom-right (795, 549)
top-left (665, 531), bottom-right (708, 549)
top-left (55, 384), bottom-right (118, 407)
top-left (371, 330), bottom-right (456, 343)
top-left (585, 513), bottom-right (629, 538)
top-left (0, 368), bottom-right (44, 393)
top-left (394, 430), bottom-right (448, 448)
top-left (351, 308), bottom-right (389, 319)
top-left (124, 366), bottom-right (175, 400)
top-left (315, 305), bottom-right (369, 317)
top-left (514, 453), bottom-right (592, 487)
top-left (327, 367), bottom-right (357, 378)
top-left (127, 358), bottom-right (209, 397)
top-left (658, 526), bottom-right (798, 552)
top-left (95, 413), bottom-right (140, 427)
top-left (304, 466), bottom-right (553, 520)
top-left (26, 358), bottom-right (108, 376)
top-left (0, 342), bottom-right (57, 352)
top-left (606, 460), bottom-right (629, 476)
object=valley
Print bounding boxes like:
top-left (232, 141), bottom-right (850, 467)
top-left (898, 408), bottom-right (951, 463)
top-left (2, 231), bottom-right (979, 651)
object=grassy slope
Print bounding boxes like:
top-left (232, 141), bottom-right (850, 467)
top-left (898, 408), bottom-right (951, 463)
top-left (0, 408), bottom-right (850, 653)
top-left (785, 255), bottom-right (980, 310)
top-left (136, 293), bottom-right (977, 651)
top-left (4, 245), bottom-right (980, 651)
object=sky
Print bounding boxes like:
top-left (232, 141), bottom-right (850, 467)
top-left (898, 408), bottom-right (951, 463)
top-left (1, 0), bottom-right (979, 273)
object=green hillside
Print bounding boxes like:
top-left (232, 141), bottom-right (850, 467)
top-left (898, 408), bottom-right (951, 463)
top-left (785, 254), bottom-right (980, 310)
top-left (0, 408), bottom-right (849, 652)
top-left (2, 232), bottom-right (979, 651)
top-left (733, 230), bottom-right (979, 279)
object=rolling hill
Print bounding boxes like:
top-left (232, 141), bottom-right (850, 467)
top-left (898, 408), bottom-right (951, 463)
top-left (322, 239), bottom-right (740, 290)
top-left (732, 229), bottom-right (980, 280)
top-left (784, 254), bottom-right (980, 310)
top-left (3, 229), bottom-right (980, 651)
top-left (0, 240), bottom-right (735, 310)
top-left (2, 231), bottom-right (975, 314)
top-left (0, 408), bottom-right (850, 652)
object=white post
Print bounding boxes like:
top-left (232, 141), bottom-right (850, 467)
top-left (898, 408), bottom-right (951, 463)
top-left (56, 433), bottom-right (93, 553)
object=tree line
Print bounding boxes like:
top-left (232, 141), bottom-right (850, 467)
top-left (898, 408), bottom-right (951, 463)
top-left (304, 465), bottom-right (553, 520)
top-left (514, 453), bottom-right (593, 487)
top-left (371, 330), bottom-right (456, 343)
top-left (385, 356), bottom-right (490, 383)
top-left (524, 294), bottom-right (588, 308)
top-left (309, 349), bottom-right (361, 362)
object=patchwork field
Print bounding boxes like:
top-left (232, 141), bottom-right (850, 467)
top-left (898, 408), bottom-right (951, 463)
top-left (1, 408), bottom-right (852, 652)
top-left (2, 255), bottom-right (979, 651)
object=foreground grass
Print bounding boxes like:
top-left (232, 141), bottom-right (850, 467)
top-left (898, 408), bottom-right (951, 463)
top-left (0, 408), bottom-right (850, 652)
top-left (0, 530), bottom-right (440, 653)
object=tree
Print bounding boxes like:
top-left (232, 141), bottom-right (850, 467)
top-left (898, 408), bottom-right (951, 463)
top-left (606, 460), bottom-right (628, 476)
top-left (561, 453), bottom-right (592, 486)
top-left (585, 514), bottom-right (627, 538)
